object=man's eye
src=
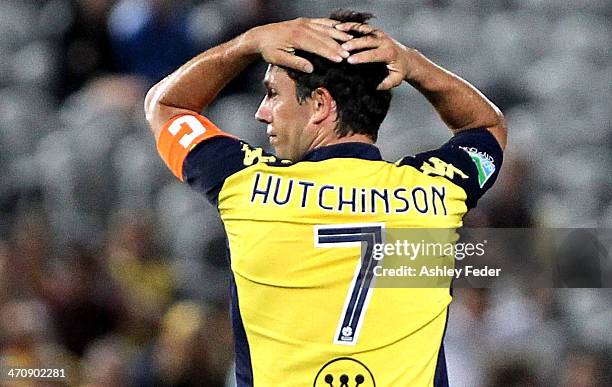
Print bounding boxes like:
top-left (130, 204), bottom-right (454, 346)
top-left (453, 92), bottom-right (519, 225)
top-left (267, 89), bottom-right (277, 98)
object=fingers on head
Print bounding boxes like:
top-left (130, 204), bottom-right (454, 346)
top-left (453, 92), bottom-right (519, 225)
top-left (309, 18), bottom-right (340, 27)
top-left (377, 74), bottom-right (403, 90)
top-left (341, 35), bottom-right (380, 51)
top-left (300, 35), bottom-right (346, 62)
top-left (334, 21), bottom-right (378, 35)
top-left (296, 21), bottom-right (351, 59)
top-left (278, 52), bottom-right (313, 73)
top-left (310, 23), bottom-right (353, 42)
top-left (347, 47), bottom-right (389, 64)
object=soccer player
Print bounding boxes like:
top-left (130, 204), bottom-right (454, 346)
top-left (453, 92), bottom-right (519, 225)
top-left (145, 10), bottom-right (506, 387)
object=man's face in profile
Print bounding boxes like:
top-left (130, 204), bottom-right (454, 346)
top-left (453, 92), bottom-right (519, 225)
top-left (255, 65), bottom-right (314, 160)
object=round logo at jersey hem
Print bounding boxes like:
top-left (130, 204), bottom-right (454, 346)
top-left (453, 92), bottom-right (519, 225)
top-left (313, 357), bottom-right (375, 387)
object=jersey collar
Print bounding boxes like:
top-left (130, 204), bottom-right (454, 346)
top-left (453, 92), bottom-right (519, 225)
top-left (300, 142), bottom-right (383, 162)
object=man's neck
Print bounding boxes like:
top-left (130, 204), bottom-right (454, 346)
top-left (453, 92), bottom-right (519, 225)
top-left (309, 132), bottom-right (374, 151)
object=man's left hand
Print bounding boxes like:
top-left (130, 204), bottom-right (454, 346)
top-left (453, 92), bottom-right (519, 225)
top-left (335, 22), bottom-right (414, 90)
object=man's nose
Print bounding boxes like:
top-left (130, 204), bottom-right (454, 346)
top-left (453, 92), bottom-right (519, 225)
top-left (255, 99), bottom-right (271, 123)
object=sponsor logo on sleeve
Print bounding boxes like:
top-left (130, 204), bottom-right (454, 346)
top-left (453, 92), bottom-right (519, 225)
top-left (459, 147), bottom-right (496, 188)
top-left (420, 157), bottom-right (468, 180)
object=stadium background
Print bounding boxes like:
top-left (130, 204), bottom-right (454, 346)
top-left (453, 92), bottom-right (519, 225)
top-left (0, 0), bottom-right (611, 385)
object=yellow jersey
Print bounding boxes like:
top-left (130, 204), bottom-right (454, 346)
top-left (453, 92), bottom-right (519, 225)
top-left (156, 113), bottom-right (502, 387)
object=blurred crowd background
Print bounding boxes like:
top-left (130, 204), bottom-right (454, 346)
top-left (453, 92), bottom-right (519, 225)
top-left (1, 0), bottom-right (611, 386)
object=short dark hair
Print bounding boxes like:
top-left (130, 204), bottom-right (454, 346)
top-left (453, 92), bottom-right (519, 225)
top-left (284, 10), bottom-right (392, 142)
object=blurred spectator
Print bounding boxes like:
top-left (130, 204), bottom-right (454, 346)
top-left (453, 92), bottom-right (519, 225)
top-left (0, 300), bottom-right (53, 367)
top-left (80, 335), bottom-right (131, 387)
top-left (0, 241), bottom-right (7, 303)
top-left (445, 288), bottom-right (491, 387)
top-left (5, 211), bottom-right (51, 300)
top-left (43, 244), bottom-right (124, 356)
top-left (558, 348), bottom-right (611, 387)
top-left (485, 360), bottom-right (542, 387)
top-left (133, 301), bottom-right (231, 387)
top-left (0, 299), bottom-right (79, 385)
top-left (59, 0), bottom-right (117, 97)
top-left (105, 210), bottom-right (175, 344)
top-left (108, 0), bottom-right (198, 83)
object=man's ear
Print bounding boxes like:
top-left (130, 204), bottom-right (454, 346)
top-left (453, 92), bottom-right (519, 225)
top-left (309, 87), bottom-right (336, 125)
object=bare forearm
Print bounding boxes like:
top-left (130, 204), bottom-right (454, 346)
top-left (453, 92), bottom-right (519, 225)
top-left (145, 19), bottom-right (350, 139)
top-left (144, 32), bottom-right (257, 137)
top-left (161, 35), bottom-right (254, 110)
top-left (404, 50), bottom-right (506, 147)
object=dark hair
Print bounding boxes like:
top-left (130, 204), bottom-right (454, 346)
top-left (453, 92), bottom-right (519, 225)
top-left (284, 10), bottom-right (392, 142)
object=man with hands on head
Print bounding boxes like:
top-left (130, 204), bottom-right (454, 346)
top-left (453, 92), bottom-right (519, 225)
top-left (146, 9), bottom-right (505, 387)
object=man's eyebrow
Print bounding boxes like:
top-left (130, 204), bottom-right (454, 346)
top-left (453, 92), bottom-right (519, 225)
top-left (262, 80), bottom-right (273, 89)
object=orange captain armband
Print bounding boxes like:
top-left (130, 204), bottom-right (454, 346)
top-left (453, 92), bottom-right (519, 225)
top-left (156, 113), bottom-right (236, 181)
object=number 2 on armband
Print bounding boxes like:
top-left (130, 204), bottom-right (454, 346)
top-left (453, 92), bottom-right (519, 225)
top-left (315, 223), bottom-right (384, 346)
top-left (168, 115), bottom-right (206, 149)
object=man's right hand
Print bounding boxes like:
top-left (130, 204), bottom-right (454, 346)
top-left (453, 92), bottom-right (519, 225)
top-left (245, 18), bottom-right (353, 73)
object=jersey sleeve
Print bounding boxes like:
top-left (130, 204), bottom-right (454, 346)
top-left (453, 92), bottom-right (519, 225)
top-left (398, 128), bottom-right (503, 208)
top-left (156, 113), bottom-right (282, 203)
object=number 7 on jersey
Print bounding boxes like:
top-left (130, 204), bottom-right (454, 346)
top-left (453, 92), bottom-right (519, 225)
top-left (315, 223), bottom-right (385, 345)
